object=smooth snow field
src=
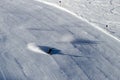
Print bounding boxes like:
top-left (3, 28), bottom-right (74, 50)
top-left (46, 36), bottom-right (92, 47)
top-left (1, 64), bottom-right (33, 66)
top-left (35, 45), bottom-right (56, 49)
top-left (0, 0), bottom-right (120, 80)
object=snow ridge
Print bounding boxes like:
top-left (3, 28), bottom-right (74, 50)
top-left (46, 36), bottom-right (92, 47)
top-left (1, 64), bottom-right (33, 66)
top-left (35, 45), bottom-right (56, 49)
top-left (35, 0), bottom-right (120, 43)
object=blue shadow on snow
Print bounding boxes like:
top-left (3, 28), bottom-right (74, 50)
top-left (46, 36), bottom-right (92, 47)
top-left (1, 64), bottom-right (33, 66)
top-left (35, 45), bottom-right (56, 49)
top-left (38, 46), bottom-right (90, 58)
top-left (71, 39), bottom-right (100, 45)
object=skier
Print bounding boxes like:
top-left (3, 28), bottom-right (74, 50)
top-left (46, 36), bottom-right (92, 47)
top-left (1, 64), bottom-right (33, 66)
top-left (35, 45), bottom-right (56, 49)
top-left (59, 1), bottom-right (62, 6)
top-left (106, 25), bottom-right (108, 28)
top-left (47, 48), bottom-right (53, 55)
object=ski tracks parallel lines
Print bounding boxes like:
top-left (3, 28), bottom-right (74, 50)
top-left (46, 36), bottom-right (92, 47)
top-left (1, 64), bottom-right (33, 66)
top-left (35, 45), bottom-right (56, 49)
top-left (52, 55), bottom-right (90, 80)
top-left (0, 67), bottom-right (6, 80)
top-left (48, 56), bottom-right (68, 80)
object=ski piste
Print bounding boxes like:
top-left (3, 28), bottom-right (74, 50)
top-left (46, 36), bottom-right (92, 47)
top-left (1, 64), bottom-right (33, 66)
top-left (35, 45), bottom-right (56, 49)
top-left (1, 0), bottom-right (120, 80)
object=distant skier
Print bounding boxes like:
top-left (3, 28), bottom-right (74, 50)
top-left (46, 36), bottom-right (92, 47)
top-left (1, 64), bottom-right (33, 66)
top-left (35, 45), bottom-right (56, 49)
top-left (106, 25), bottom-right (108, 28)
top-left (47, 48), bottom-right (53, 55)
top-left (59, 1), bottom-right (62, 6)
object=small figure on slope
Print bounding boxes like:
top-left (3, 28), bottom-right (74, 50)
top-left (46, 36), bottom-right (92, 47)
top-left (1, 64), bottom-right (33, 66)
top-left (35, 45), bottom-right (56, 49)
top-left (106, 25), bottom-right (108, 28)
top-left (59, 1), bottom-right (62, 6)
top-left (47, 48), bottom-right (53, 55)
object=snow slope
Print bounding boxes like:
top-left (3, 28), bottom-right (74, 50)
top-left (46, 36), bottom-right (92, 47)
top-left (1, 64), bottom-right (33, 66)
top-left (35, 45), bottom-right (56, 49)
top-left (42, 0), bottom-right (120, 39)
top-left (0, 0), bottom-right (120, 80)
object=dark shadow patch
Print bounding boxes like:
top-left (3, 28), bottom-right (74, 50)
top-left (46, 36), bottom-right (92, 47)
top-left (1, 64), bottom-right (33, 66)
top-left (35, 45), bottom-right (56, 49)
top-left (38, 46), bottom-right (61, 55)
top-left (38, 46), bottom-right (89, 58)
top-left (71, 39), bottom-right (100, 45)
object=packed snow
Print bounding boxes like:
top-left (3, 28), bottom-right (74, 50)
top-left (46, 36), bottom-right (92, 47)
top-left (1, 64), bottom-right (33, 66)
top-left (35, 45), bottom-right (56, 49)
top-left (35, 0), bottom-right (120, 43)
top-left (0, 0), bottom-right (120, 80)
top-left (42, 0), bottom-right (120, 39)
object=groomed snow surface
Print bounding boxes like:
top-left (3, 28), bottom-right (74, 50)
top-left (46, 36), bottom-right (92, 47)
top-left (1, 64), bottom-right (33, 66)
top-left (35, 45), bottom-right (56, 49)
top-left (42, 0), bottom-right (120, 39)
top-left (0, 0), bottom-right (120, 80)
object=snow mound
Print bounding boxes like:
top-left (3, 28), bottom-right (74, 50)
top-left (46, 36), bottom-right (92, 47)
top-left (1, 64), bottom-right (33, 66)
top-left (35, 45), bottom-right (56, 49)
top-left (27, 43), bottom-right (48, 55)
top-left (61, 34), bottom-right (74, 42)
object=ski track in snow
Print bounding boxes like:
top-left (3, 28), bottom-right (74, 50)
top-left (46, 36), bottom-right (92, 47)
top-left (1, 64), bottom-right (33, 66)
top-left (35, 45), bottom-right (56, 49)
top-left (0, 67), bottom-right (6, 80)
top-left (35, 0), bottom-right (120, 43)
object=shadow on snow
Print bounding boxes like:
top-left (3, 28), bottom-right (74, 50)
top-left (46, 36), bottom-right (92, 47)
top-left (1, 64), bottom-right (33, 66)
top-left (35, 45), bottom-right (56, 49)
top-left (71, 39), bottom-right (100, 45)
top-left (38, 46), bottom-right (91, 58)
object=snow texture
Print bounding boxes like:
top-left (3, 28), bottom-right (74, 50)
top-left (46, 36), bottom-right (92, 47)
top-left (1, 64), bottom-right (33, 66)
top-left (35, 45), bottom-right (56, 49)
top-left (42, 0), bottom-right (120, 39)
top-left (0, 0), bottom-right (120, 80)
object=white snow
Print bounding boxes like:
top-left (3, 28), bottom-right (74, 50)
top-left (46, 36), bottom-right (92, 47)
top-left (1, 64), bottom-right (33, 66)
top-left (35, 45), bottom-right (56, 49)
top-left (60, 34), bottom-right (74, 42)
top-left (40, 0), bottom-right (120, 39)
top-left (0, 0), bottom-right (120, 80)
top-left (35, 0), bottom-right (120, 43)
top-left (27, 43), bottom-right (48, 55)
